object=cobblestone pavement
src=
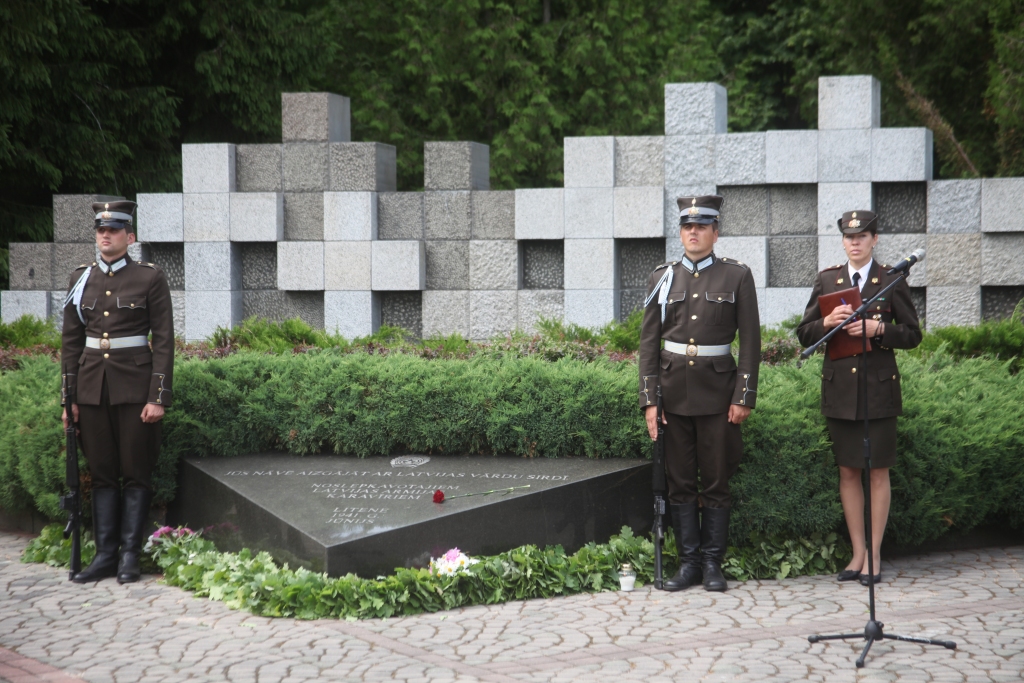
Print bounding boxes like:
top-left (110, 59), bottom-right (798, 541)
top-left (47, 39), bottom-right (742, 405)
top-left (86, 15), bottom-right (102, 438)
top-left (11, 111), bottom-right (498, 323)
top-left (1, 531), bottom-right (1022, 683)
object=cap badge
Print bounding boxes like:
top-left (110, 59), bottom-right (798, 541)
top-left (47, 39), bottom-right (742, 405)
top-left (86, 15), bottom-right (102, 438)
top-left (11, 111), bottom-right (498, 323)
top-left (688, 198), bottom-right (700, 216)
top-left (849, 218), bottom-right (861, 228)
top-left (104, 203), bottom-right (109, 209)
top-left (102, 211), bottom-right (111, 219)
top-left (852, 212), bottom-right (857, 218)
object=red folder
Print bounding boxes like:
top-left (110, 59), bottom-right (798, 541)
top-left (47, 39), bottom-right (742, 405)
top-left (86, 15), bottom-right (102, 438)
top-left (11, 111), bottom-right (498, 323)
top-left (818, 286), bottom-right (872, 360)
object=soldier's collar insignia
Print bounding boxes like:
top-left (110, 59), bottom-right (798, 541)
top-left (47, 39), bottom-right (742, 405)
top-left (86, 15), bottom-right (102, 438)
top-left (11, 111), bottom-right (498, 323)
top-left (680, 254), bottom-right (715, 274)
top-left (96, 257), bottom-right (128, 275)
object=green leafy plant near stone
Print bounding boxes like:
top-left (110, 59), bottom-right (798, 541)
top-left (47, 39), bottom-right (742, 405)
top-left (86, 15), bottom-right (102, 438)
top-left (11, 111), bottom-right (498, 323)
top-left (22, 524), bottom-right (850, 620)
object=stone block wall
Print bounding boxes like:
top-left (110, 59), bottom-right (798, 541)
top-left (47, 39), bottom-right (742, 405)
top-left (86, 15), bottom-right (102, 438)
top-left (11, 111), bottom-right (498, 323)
top-left (6, 79), bottom-right (1024, 337)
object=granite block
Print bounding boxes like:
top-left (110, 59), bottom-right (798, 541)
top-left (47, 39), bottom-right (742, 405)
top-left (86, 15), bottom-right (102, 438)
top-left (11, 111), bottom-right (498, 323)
top-left (281, 92), bottom-right (350, 143)
top-left (184, 290), bottom-right (241, 341)
top-left (424, 142), bottom-right (490, 191)
top-left (48, 290), bottom-right (65, 330)
top-left (229, 193), bottom-right (283, 242)
top-left (767, 236), bottom-right (817, 288)
top-left (762, 287), bottom-right (813, 327)
top-left (127, 242), bottom-right (147, 264)
top-left (283, 193), bottom-right (324, 241)
top-left (718, 186), bottom-right (768, 236)
top-left (925, 286), bottom-right (980, 330)
top-left (872, 128), bottom-right (933, 182)
top-left (874, 233), bottom-right (927, 287)
top-left (619, 289), bottom-right (646, 321)
top-left (185, 242), bottom-right (241, 291)
top-left (715, 236), bottom-right (767, 288)
top-left (564, 137), bottom-right (614, 188)
top-left (324, 241), bottom-right (371, 290)
top-left (53, 194), bottom-right (122, 243)
top-left (471, 191), bottom-right (515, 239)
top-left (818, 129), bottom-right (872, 182)
top-left (564, 239), bottom-right (615, 290)
top-left (765, 130), bottom-right (818, 183)
top-left (148, 243), bottom-right (185, 290)
top-left (425, 240), bottom-right (469, 290)
top-left (181, 144), bottom-right (236, 194)
top-left (242, 290), bottom-right (324, 328)
top-left (982, 286), bottom-right (1024, 321)
top-left (53, 243), bottom-right (97, 286)
top-left (236, 144), bottom-right (282, 192)
top-left (372, 241), bottom-right (425, 291)
top-left (183, 193), bottom-right (230, 242)
top-left (517, 290), bottom-right (563, 333)
top-left (324, 290), bottom-right (378, 339)
top-left (664, 135), bottom-right (716, 187)
top-left (470, 290), bottom-right (517, 340)
top-left (615, 136), bottom-right (664, 187)
top-left (282, 143), bottom-right (329, 192)
top-left (170, 290), bottom-right (185, 337)
top-left (565, 188), bottom-right (613, 239)
top-left (876, 182), bottom-right (926, 234)
top-left (927, 234), bottom-right (981, 286)
top-left (277, 241), bottom-right (324, 291)
top-left (329, 142), bottom-right (397, 192)
top-left (664, 184), bottom-right (718, 237)
top-left (768, 184), bottom-right (817, 235)
top-left (664, 82), bottom-right (728, 136)
top-left (1, 290), bottom-right (49, 323)
top-left (521, 241), bottom-right (564, 290)
top-left (378, 193), bottom-right (424, 240)
top-left (818, 182), bottom-right (873, 235)
top-left (818, 75), bottom-right (881, 130)
top-left (239, 243), bottom-right (277, 291)
top-left (563, 290), bottom-right (615, 329)
top-left (137, 193), bottom-right (184, 242)
top-left (324, 192), bottom-right (377, 241)
top-left (817, 235), bottom-right (847, 271)
top-left (927, 180), bottom-right (981, 234)
top-left (981, 233), bottom-right (1024, 285)
top-left (910, 286), bottom-right (927, 323)
top-left (9, 243), bottom-right (54, 290)
top-left (613, 186), bottom-right (663, 238)
top-left (425, 191), bottom-right (472, 240)
top-left (379, 292), bottom-right (422, 337)
top-left (422, 290), bottom-right (470, 338)
top-left (469, 240), bottom-right (517, 290)
top-left (515, 189), bottom-right (564, 239)
top-left (715, 133), bottom-right (766, 185)
top-left (617, 238), bottom-right (664, 290)
top-left (981, 178), bottom-right (1024, 233)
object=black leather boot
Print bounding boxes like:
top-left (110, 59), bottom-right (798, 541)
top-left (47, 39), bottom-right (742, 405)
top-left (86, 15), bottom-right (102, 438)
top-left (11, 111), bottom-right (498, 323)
top-left (663, 502), bottom-right (702, 591)
top-left (72, 488), bottom-right (120, 583)
top-left (700, 506), bottom-right (730, 592)
top-left (117, 487), bottom-right (153, 584)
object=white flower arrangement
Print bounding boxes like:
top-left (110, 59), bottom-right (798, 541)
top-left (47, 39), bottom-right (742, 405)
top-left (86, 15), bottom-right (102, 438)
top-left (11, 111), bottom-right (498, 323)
top-left (429, 548), bottom-right (479, 577)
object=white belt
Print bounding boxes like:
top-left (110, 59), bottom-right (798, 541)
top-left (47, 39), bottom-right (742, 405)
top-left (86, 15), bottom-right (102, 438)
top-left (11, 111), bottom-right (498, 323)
top-left (86, 335), bottom-right (149, 351)
top-left (664, 340), bottom-right (732, 357)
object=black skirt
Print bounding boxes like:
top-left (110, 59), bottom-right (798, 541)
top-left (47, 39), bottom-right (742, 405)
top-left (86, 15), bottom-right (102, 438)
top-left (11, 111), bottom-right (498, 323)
top-left (826, 417), bottom-right (898, 469)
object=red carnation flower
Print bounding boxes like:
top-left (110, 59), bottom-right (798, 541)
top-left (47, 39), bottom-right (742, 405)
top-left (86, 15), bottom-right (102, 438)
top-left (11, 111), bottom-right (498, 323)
top-left (433, 489), bottom-right (445, 503)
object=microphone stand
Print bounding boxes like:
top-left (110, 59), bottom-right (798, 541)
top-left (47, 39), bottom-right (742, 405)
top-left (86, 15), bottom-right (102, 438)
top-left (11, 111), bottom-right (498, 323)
top-left (799, 265), bottom-right (956, 668)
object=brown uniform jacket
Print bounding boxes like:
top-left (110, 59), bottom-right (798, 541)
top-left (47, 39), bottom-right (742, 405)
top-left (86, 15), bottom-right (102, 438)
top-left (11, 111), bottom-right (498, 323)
top-left (638, 254), bottom-right (761, 415)
top-left (796, 260), bottom-right (921, 421)
top-left (61, 254), bottom-right (175, 407)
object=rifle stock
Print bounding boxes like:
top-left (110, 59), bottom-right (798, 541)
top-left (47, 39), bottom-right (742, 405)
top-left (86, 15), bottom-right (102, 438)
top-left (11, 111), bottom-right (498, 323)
top-left (652, 386), bottom-right (667, 590)
top-left (61, 387), bottom-right (82, 581)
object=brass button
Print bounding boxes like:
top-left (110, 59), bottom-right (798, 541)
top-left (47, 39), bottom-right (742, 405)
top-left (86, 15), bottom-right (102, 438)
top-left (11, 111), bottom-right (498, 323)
top-left (156, 399), bottom-right (162, 404)
top-left (689, 338), bottom-right (695, 343)
top-left (103, 353), bottom-right (109, 359)
top-left (851, 368), bottom-right (857, 374)
top-left (130, 303), bottom-right (135, 308)
top-left (691, 315), bottom-right (697, 320)
top-left (740, 400), bottom-right (745, 405)
top-left (106, 290), bottom-right (111, 296)
top-left (102, 332), bottom-right (108, 338)
top-left (744, 374), bottom-right (749, 379)
top-left (668, 299), bottom-right (673, 304)
top-left (718, 296), bottom-right (722, 301)
top-left (892, 374), bottom-right (896, 380)
top-left (692, 293), bottom-right (698, 298)
top-left (693, 272), bottom-right (699, 278)
top-left (689, 360), bottom-right (694, 366)
top-left (108, 272), bottom-right (113, 277)
top-left (103, 311), bottom-right (109, 317)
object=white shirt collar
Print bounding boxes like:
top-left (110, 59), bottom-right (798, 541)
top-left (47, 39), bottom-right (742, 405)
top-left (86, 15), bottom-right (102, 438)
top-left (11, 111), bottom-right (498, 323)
top-left (847, 258), bottom-right (873, 291)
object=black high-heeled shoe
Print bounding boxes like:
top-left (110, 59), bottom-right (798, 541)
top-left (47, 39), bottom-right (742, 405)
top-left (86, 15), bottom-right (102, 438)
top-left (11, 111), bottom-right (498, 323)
top-left (859, 572), bottom-right (882, 586)
top-left (837, 569), bottom-right (862, 582)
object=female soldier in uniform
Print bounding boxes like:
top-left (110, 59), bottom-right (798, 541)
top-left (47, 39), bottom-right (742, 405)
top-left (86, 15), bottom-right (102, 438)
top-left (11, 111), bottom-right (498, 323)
top-left (797, 211), bottom-right (922, 585)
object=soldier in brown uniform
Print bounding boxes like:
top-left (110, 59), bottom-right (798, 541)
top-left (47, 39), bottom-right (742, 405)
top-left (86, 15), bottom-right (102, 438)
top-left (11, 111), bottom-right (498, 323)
top-left (60, 200), bottom-right (174, 584)
top-left (797, 211), bottom-right (921, 585)
top-left (639, 195), bottom-right (761, 592)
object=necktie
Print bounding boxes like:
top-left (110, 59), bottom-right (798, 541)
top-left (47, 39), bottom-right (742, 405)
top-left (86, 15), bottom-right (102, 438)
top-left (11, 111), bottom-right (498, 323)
top-left (852, 272), bottom-right (861, 290)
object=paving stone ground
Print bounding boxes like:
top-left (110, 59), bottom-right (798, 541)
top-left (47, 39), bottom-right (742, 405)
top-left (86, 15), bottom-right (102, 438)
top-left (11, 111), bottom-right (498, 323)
top-left (1, 531), bottom-right (1022, 682)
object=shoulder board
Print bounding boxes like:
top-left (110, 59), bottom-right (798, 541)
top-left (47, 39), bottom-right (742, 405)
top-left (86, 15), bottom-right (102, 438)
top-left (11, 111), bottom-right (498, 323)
top-left (75, 264), bottom-right (89, 271)
top-left (718, 257), bottom-right (748, 268)
top-left (881, 264), bottom-right (890, 270)
top-left (821, 264), bottom-right (843, 272)
top-left (654, 261), bottom-right (679, 271)
top-left (137, 262), bottom-right (157, 269)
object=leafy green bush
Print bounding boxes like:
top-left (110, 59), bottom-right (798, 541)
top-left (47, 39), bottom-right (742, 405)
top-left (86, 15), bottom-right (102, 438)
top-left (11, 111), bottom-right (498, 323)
top-left (0, 315), bottom-right (60, 350)
top-left (910, 304), bottom-right (1024, 373)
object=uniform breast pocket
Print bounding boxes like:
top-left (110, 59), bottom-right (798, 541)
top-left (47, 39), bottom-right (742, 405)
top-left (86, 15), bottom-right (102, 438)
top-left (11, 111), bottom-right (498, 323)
top-left (664, 292), bottom-right (686, 323)
top-left (868, 301), bottom-right (892, 322)
top-left (117, 296), bottom-right (148, 311)
top-left (80, 298), bottom-right (96, 311)
top-left (705, 291), bottom-right (736, 326)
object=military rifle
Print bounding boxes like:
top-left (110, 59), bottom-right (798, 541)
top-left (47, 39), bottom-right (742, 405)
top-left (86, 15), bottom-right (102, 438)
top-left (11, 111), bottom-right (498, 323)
top-left (652, 385), bottom-right (667, 590)
top-left (60, 385), bottom-right (82, 581)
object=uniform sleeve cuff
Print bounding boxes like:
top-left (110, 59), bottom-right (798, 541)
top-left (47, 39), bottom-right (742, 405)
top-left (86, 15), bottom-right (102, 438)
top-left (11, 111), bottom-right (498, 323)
top-left (148, 373), bottom-right (172, 407)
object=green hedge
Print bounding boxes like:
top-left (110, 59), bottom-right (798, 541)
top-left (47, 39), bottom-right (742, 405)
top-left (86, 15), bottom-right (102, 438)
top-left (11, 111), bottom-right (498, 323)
top-left (3, 348), bottom-right (1024, 548)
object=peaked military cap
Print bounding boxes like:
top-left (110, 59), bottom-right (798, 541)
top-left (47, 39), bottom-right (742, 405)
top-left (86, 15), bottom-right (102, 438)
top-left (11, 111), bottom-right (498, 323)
top-left (92, 200), bottom-right (137, 230)
top-left (838, 210), bottom-right (878, 235)
top-left (677, 195), bottom-right (723, 225)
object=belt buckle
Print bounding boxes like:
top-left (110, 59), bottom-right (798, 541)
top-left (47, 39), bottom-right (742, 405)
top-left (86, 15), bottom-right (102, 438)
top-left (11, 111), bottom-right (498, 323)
top-left (686, 344), bottom-right (698, 356)
top-left (99, 338), bottom-right (110, 350)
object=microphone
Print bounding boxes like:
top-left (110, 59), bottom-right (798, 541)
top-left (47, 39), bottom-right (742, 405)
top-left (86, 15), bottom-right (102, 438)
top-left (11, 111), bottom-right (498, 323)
top-left (886, 248), bottom-right (925, 275)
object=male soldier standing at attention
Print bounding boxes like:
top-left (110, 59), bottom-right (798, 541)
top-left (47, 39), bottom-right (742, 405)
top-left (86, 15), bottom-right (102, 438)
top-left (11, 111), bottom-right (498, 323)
top-left (61, 200), bottom-right (174, 584)
top-left (639, 195), bottom-right (761, 592)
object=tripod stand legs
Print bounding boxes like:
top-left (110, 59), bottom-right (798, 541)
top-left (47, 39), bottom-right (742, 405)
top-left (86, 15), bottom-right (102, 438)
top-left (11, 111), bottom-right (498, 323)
top-left (808, 619), bottom-right (956, 668)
